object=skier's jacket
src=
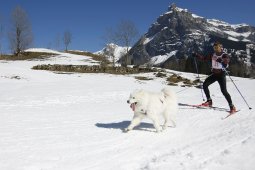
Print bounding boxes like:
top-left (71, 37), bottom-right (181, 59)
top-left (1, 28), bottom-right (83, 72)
top-left (195, 52), bottom-right (230, 74)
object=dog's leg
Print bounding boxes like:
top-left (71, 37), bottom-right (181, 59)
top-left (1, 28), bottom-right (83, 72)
top-left (153, 120), bottom-right (161, 133)
top-left (162, 112), bottom-right (170, 130)
top-left (149, 115), bottom-right (161, 133)
top-left (163, 120), bottom-right (168, 130)
top-left (169, 119), bottom-right (176, 128)
top-left (124, 116), bottom-right (142, 132)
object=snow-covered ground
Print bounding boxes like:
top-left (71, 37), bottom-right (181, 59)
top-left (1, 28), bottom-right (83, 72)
top-left (0, 49), bottom-right (255, 170)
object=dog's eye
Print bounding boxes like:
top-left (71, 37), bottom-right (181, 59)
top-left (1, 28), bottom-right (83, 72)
top-left (132, 97), bottom-right (135, 99)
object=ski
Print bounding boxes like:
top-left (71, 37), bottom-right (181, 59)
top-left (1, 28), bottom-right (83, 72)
top-left (178, 103), bottom-right (240, 119)
top-left (178, 103), bottom-right (229, 112)
top-left (221, 110), bottom-right (240, 120)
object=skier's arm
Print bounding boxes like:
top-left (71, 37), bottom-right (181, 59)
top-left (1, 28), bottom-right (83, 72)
top-left (192, 52), bottom-right (211, 61)
top-left (216, 53), bottom-right (230, 68)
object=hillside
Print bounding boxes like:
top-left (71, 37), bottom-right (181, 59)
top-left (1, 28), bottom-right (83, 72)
top-left (0, 49), bottom-right (255, 170)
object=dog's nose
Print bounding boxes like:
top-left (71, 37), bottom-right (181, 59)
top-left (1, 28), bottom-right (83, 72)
top-left (127, 100), bottom-right (129, 103)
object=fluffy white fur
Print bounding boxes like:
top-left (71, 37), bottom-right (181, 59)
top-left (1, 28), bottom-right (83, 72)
top-left (125, 87), bottom-right (178, 133)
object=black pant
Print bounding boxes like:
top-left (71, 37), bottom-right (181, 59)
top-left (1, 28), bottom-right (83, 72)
top-left (203, 72), bottom-right (233, 107)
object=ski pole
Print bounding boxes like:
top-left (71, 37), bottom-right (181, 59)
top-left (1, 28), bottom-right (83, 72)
top-left (223, 68), bottom-right (252, 110)
top-left (193, 56), bottom-right (205, 101)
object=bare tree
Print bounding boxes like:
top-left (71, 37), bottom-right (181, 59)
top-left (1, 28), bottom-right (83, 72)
top-left (63, 31), bottom-right (72, 51)
top-left (55, 33), bottom-right (61, 51)
top-left (104, 20), bottom-right (139, 65)
top-left (47, 42), bottom-right (52, 49)
top-left (8, 6), bottom-right (33, 56)
top-left (0, 15), bottom-right (3, 56)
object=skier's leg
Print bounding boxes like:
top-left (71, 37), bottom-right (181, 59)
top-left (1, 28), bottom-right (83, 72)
top-left (203, 74), bottom-right (217, 101)
top-left (218, 74), bottom-right (233, 107)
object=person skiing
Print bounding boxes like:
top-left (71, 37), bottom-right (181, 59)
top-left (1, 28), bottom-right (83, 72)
top-left (193, 41), bottom-right (236, 114)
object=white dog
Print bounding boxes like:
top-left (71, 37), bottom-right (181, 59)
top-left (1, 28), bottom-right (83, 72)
top-left (125, 87), bottom-right (178, 132)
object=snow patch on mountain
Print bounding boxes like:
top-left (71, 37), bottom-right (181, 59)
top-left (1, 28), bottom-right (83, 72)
top-left (148, 50), bottom-right (178, 65)
top-left (95, 43), bottom-right (130, 63)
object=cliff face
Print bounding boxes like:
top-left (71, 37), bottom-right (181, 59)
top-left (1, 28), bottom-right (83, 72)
top-left (124, 4), bottom-right (255, 78)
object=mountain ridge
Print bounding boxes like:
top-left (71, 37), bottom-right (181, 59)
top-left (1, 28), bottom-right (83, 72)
top-left (122, 3), bottom-right (255, 78)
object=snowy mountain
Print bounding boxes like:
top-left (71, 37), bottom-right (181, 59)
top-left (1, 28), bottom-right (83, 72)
top-left (95, 43), bottom-right (130, 64)
top-left (124, 3), bottom-right (255, 78)
top-left (0, 48), bottom-right (255, 170)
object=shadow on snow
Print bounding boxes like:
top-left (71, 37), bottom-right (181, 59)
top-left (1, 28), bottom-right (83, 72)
top-left (95, 121), bottom-right (155, 132)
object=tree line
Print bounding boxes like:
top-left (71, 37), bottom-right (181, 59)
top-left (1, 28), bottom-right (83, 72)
top-left (0, 6), bottom-right (72, 56)
top-left (0, 5), bottom-right (140, 66)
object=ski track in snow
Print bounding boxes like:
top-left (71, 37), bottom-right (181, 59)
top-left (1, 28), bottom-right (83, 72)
top-left (0, 50), bottom-right (255, 170)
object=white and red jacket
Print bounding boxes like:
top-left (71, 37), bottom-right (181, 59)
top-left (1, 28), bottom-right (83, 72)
top-left (196, 52), bottom-right (230, 74)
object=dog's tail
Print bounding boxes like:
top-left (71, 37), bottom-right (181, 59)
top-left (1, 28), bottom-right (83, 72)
top-left (161, 87), bottom-right (176, 98)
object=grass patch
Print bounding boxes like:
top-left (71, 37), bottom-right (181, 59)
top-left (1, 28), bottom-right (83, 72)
top-left (32, 64), bottom-right (157, 75)
top-left (166, 74), bottom-right (199, 86)
top-left (66, 50), bottom-right (109, 63)
top-left (0, 52), bottom-right (56, 60)
top-left (134, 76), bottom-right (154, 81)
top-left (168, 82), bottom-right (178, 86)
top-left (154, 72), bottom-right (167, 78)
top-left (167, 74), bottom-right (183, 83)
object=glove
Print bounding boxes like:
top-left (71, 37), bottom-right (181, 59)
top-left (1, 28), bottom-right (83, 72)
top-left (222, 63), bottom-right (227, 68)
top-left (216, 58), bottom-right (222, 63)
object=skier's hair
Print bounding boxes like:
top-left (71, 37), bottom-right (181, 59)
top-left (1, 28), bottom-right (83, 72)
top-left (213, 41), bottom-right (222, 47)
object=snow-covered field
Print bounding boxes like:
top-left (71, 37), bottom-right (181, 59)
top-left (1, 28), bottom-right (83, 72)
top-left (0, 49), bottom-right (254, 170)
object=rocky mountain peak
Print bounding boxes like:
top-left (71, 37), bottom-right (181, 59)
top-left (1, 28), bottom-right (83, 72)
top-left (168, 3), bottom-right (177, 11)
top-left (123, 4), bottom-right (255, 78)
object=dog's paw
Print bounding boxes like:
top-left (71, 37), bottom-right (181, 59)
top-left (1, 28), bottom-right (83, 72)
top-left (162, 125), bottom-right (167, 130)
top-left (156, 129), bottom-right (162, 133)
top-left (123, 128), bottom-right (130, 133)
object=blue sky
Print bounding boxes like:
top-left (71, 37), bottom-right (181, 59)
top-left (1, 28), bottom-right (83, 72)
top-left (0, 0), bottom-right (254, 53)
